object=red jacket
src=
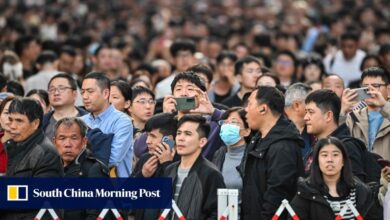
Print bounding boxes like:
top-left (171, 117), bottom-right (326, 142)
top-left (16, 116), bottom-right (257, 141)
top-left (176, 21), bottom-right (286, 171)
top-left (0, 132), bottom-right (7, 174)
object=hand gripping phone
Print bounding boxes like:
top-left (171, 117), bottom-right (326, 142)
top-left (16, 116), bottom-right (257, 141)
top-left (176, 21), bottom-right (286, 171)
top-left (174, 97), bottom-right (196, 111)
top-left (161, 136), bottom-right (175, 149)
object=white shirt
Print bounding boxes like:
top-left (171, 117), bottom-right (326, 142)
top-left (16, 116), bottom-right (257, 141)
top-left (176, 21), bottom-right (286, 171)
top-left (154, 72), bottom-right (177, 99)
top-left (323, 50), bottom-right (366, 87)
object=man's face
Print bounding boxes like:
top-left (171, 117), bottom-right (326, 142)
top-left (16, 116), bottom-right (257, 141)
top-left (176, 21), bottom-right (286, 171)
top-left (361, 76), bottom-right (389, 105)
top-left (174, 50), bottom-right (194, 72)
top-left (304, 102), bottom-right (327, 136)
top-left (173, 79), bottom-right (198, 97)
top-left (53, 123), bottom-right (87, 166)
top-left (25, 40), bottom-right (41, 61)
top-left (94, 48), bottom-right (112, 72)
top-left (48, 77), bottom-right (76, 108)
top-left (175, 121), bottom-right (206, 157)
top-left (217, 58), bottom-right (235, 77)
top-left (146, 128), bottom-right (164, 153)
top-left (323, 76), bottom-right (344, 98)
top-left (81, 78), bottom-right (109, 115)
top-left (244, 91), bottom-right (262, 130)
top-left (59, 53), bottom-right (75, 73)
top-left (129, 93), bottom-right (155, 123)
top-left (8, 113), bottom-right (39, 142)
top-left (275, 54), bottom-right (295, 78)
top-left (239, 62), bottom-right (262, 90)
top-left (341, 39), bottom-right (358, 60)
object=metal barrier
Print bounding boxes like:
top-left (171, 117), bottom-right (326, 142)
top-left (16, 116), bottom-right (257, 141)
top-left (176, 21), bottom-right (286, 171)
top-left (159, 200), bottom-right (186, 220)
top-left (272, 199), bottom-right (299, 220)
top-left (34, 208), bottom-right (60, 220)
top-left (218, 189), bottom-right (238, 220)
top-left (335, 200), bottom-right (363, 220)
top-left (96, 208), bottom-right (123, 220)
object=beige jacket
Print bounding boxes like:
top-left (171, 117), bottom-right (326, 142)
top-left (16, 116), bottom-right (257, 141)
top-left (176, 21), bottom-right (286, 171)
top-left (346, 101), bottom-right (390, 160)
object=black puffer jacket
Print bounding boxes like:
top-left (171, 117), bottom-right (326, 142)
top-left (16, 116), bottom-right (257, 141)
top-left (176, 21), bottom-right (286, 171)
top-left (63, 148), bottom-right (110, 220)
top-left (290, 177), bottom-right (375, 220)
top-left (164, 155), bottom-right (226, 220)
top-left (3, 129), bottom-right (63, 220)
top-left (239, 116), bottom-right (304, 220)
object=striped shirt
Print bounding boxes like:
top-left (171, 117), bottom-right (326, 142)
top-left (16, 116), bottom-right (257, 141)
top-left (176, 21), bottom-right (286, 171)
top-left (324, 188), bottom-right (357, 219)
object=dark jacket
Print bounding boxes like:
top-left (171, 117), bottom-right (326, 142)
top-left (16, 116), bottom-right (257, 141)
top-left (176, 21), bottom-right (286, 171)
top-left (3, 129), bottom-right (64, 220)
top-left (164, 155), bottom-right (226, 220)
top-left (239, 116), bottom-right (304, 220)
top-left (63, 148), bottom-right (109, 220)
top-left (331, 124), bottom-right (366, 180)
top-left (131, 152), bottom-right (179, 220)
top-left (290, 177), bottom-right (375, 220)
top-left (41, 106), bottom-right (88, 131)
top-left (212, 145), bottom-right (228, 170)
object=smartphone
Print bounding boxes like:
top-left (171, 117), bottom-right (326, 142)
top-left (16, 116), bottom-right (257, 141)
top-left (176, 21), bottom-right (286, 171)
top-left (378, 159), bottom-right (390, 168)
top-left (161, 136), bottom-right (175, 149)
top-left (174, 97), bottom-right (196, 111)
top-left (352, 87), bottom-right (370, 102)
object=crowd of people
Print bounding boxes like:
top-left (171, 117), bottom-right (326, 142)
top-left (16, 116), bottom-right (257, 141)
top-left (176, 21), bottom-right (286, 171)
top-left (0, 0), bottom-right (390, 219)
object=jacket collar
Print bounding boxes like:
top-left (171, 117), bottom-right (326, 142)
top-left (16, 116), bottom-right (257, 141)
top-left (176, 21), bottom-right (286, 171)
top-left (5, 129), bottom-right (44, 158)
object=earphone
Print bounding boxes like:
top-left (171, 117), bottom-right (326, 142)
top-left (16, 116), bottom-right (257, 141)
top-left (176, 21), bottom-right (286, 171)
top-left (259, 108), bottom-right (265, 113)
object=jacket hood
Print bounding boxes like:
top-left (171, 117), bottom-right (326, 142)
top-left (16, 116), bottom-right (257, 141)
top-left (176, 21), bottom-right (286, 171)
top-left (330, 123), bottom-right (351, 139)
top-left (260, 116), bottom-right (304, 148)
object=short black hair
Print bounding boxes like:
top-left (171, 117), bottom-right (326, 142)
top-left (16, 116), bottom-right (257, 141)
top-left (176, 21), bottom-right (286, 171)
top-left (379, 43), bottom-right (390, 56)
top-left (177, 114), bottom-right (210, 138)
top-left (171, 71), bottom-right (207, 93)
top-left (9, 97), bottom-right (43, 126)
top-left (341, 31), bottom-right (359, 42)
top-left (360, 54), bottom-right (381, 71)
top-left (59, 45), bottom-right (77, 57)
top-left (255, 86), bottom-right (284, 115)
top-left (216, 51), bottom-right (237, 64)
top-left (144, 113), bottom-right (177, 138)
top-left (48, 73), bottom-right (78, 90)
top-left (14, 36), bottom-right (39, 56)
top-left (361, 66), bottom-right (389, 84)
top-left (35, 50), bottom-right (58, 65)
top-left (26, 89), bottom-right (50, 107)
top-left (54, 117), bottom-right (88, 137)
top-left (234, 56), bottom-right (261, 76)
top-left (111, 80), bottom-right (132, 101)
top-left (187, 64), bottom-right (213, 84)
top-left (170, 39), bottom-right (196, 57)
top-left (305, 89), bottom-right (341, 124)
top-left (7, 80), bottom-right (25, 96)
top-left (94, 44), bottom-right (111, 56)
top-left (136, 63), bottom-right (158, 75)
top-left (83, 71), bottom-right (110, 91)
top-left (131, 86), bottom-right (155, 101)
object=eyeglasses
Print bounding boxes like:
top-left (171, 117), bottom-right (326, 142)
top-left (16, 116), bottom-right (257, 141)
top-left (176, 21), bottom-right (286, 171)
top-left (133, 99), bottom-right (156, 105)
top-left (218, 120), bottom-right (242, 127)
top-left (361, 84), bottom-right (387, 89)
top-left (48, 87), bottom-right (73, 94)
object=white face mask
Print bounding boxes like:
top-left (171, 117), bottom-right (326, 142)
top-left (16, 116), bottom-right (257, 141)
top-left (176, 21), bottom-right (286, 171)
top-left (2, 62), bottom-right (23, 80)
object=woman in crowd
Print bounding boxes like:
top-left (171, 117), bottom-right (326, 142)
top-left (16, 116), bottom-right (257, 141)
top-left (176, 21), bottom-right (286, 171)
top-left (300, 56), bottom-right (326, 83)
top-left (212, 107), bottom-right (252, 217)
top-left (109, 80), bottom-right (132, 113)
top-left (0, 96), bottom-right (14, 176)
top-left (26, 89), bottom-right (51, 113)
top-left (291, 137), bottom-right (376, 219)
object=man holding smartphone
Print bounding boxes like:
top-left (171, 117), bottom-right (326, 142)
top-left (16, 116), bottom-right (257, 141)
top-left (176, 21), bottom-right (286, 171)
top-left (162, 71), bottom-right (225, 160)
top-left (346, 67), bottom-right (390, 160)
top-left (131, 112), bottom-right (178, 220)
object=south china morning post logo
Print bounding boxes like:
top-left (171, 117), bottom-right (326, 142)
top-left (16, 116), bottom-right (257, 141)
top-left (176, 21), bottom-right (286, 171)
top-left (7, 185), bottom-right (28, 201)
